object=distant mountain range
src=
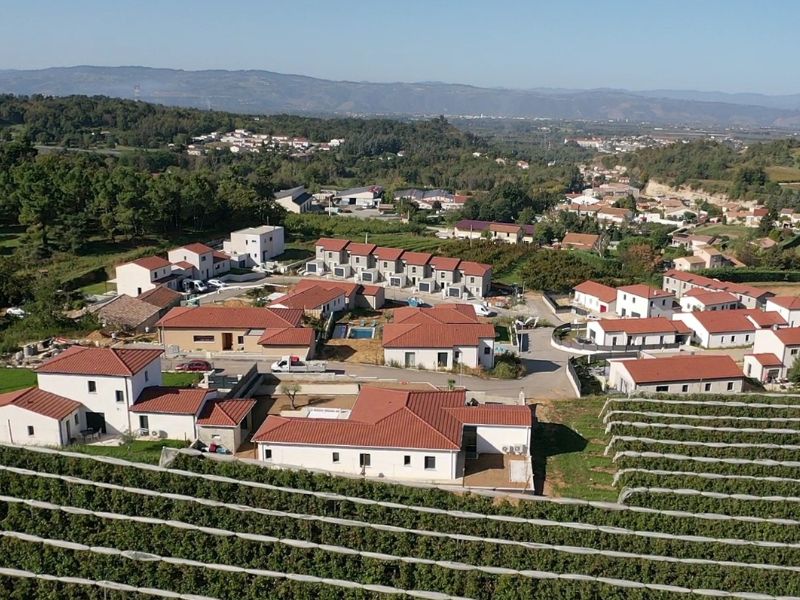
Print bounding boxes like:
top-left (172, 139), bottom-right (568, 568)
top-left (1, 66), bottom-right (799, 128)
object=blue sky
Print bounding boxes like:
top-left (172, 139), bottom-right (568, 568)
top-left (1, 0), bottom-right (798, 94)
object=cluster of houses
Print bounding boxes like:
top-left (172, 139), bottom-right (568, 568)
top-left (397, 189), bottom-right (469, 211)
top-left (187, 129), bottom-right (344, 156)
top-left (570, 269), bottom-right (800, 393)
top-left (307, 238), bottom-right (492, 300)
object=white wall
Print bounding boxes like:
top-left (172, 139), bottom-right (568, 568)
top-left (0, 405), bottom-right (78, 446)
top-left (115, 263), bottom-right (158, 298)
top-left (766, 300), bottom-right (800, 327)
top-left (384, 345), bottom-right (489, 370)
top-left (474, 425), bottom-right (530, 454)
top-left (258, 444), bottom-right (458, 481)
top-left (608, 361), bottom-right (743, 394)
top-left (134, 412), bottom-right (197, 441)
top-left (616, 291), bottom-right (673, 318)
top-left (588, 322), bottom-right (677, 347)
top-left (574, 291), bottom-right (614, 314)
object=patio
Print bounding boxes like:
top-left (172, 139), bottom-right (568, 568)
top-left (462, 453), bottom-right (531, 490)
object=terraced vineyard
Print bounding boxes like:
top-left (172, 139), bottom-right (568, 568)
top-left (1, 439), bottom-right (800, 600)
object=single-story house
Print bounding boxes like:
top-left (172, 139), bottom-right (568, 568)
top-left (252, 386), bottom-right (532, 482)
top-left (672, 309), bottom-right (784, 348)
top-left (572, 280), bottom-right (617, 315)
top-left (678, 289), bottom-right (741, 312)
top-left (586, 318), bottom-right (690, 349)
top-left (156, 306), bottom-right (315, 358)
top-left (130, 387), bottom-right (219, 441)
top-left (196, 397), bottom-right (258, 451)
top-left (561, 232), bottom-right (601, 252)
top-left (743, 353), bottom-right (785, 383)
top-left (608, 355), bottom-right (745, 394)
top-left (382, 304), bottom-right (495, 370)
top-left (0, 387), bottom-right (81, 446)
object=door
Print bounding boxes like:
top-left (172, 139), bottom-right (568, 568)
top-left (437, 352), bottom-right (449, 368)
top-left (463, 425), bottom-right (478, 459)
top-left (85, 412), bottom-right (106, 434)
top-left (139, 415), bottom-right (149, 431)
top-left (65, 419), bottom-right (71, 442)
top-left (404, 352), bottom-right (416, 368)
top-left (222, 332), bottom-right (233, 351)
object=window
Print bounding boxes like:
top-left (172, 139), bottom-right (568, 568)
top-left (144, 370), bottom-right (149, 382)
top-left (727, 382), bottom-right (735, 391)
top-left (424, 456), bottom-right (436, 470)
top-left (484, 346), bottom-right (491, 355)
top-left (655, 385), bottom-right (669, 392)
top-left (138, 415), bottom-right (149, 430)
top-left (74, 414), bottom-right (79, 424)
top-left (88, 381), bottom-right (97, 393)
top-left (115, 391), bottom-right (124, 403)
top-left (193, 335), bottom-right (215, 343)
top-left (437, 352), bottom-right (449, 368)
top-left (200, 255), bottom-right (207, 262)
top-left (264, 449), bottom-right (272, 460)
top-left (332, 452), bottom-right (340, 463)
top-left (704, 383), bottom-right (712, 392)
top-left (792, 348), bottom-right (799, 356)
top-left (27, 426), bottom-right (34, 436)
top-left (681, 385), bottom-right (689, 392)
top-left (359, 453), bottom-right (371, 467)
top-left (403, 455), bottom-right (411, 466)
top-left (237, 336), bottom-right (245, 345)
top-left (240, 416), bottom-right (248, 431)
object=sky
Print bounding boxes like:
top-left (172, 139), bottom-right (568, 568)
top-left (1, 0), bottom-right (798, 95)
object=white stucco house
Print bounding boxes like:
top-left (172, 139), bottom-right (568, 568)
top-left (672, 309), bottom-right (784, 349)
top-left (0, 387), bottom-right (81, 446)
top-left (608, 354), bottom-right (745, 394)
top-left (586, 318), bottom-right (690, 349)
top-left (616, 285), bottom-right (676, 318)
top-left (765, 297), bottom-right (800, 328)
top-left (167, 243), bottom-right (217, 281)
top-left (382, 304), bottom-right (496, 370)
top-left (572, 280), bottom-right (617, 315)
top-left (662, 270), bottom-right (774, 310)
top-left (114, 256), bottom-right (183, 298)
top-left (222, 225), bottom-right (285, 268)
top-left (745, 327), bottom-right (800, 381)
top-left (252, 387), bottom-right (532, 483)
top-left (678, 289), bottom-right (740, 312)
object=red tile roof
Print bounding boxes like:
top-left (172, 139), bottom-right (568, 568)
top-left (316, 238), bottom-right (350, 252)
top-left (384, 304), bottom-right (494, 348)
top-left (346, 242), bottom-right (377, 256)
top-left (489, 223), bottom-right (522, 234)
top-left (131, 256), bottom-right (171, 270)
top-left (197, 397), bottom-right (256, 427)
top-left (574, 280), bottom-right (617, 304)
top-left (617, 284), bottom-right (674, 299)
top-left (293, 279), bottom-right (358, 297)
top-left (743, 309), bottom-right (786, 328)
top-left (681, 309), bottom-right (758, 334)
top-left (373, 246), bottom-right (405, 261)
top-left (430, 256), bottom-right (462, 271)
top-left (270, 286), bottom-right (344, 311)
top-left (459, 261), bottom-right (491, 276)
top-left (177, 243), bottom-right (213, 254)
top-left (562, 233), bottom-right (600, 249)
top-left (138, 286), bottom-right (183, 309)
top-left (746, 353), bottom-right (783, 367)
top-left (0, 387), bottom-right (80, 420)
top-left (768, 296), bottom-right (800, 310)
top-left (663, 270), bottom-right (773, 300)
top-left (37, 346), bottom-right (163, 376)
top-left (773, 327), bottom-right (800, 346)
top-left (618, 355), bottom-right (743, 384)
top-left (252, 387), bottom-right (531, 450)
top-left (157, 306), bottom-right (303, 329)
top-left (172, 261), bottom-right (195, 270)
top-left (131, 387), bottom-right (212, 415)
top-left (258, 327), bottom-right (316, 347)
top-left (682, 289), bottom-right (739, 305)
top-left (596, 317), bottom-right (687, 335)
top-left (402, 251), bottom-right (432, 266)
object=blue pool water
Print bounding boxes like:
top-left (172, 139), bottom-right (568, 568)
top-left (348, 326), bottom-right (376, 339)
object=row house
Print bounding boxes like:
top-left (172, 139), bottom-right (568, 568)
top-left (586, 318), bottom-right (690, 349)
top-left (662, 270), bottom-right (774, 309)
top-left (765, 296), bottom-right (800, 327)
top-left (672, 309), bottom-right (784, 349)
top-left (309, 238), bottom-right (492, 299)
top-left (678, 289), bottom-right (740, 312)
top-left (615, 285), bottom-right (676, 319)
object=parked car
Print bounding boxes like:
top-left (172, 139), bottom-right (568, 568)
top-left (190, 280), bottom-right (209, 293)
top-left (270, 355), bottom-right (326, 373)
top-left (472, 303), bottom-right (495, 317)
top-left (207, 279), bottom-right (227, 288)
top-left (175, 360), bottom-right (213, 372)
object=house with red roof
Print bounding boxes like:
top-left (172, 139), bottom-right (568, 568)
top-left (453, 220), bottom-right (535, 244)
top-left (156, 306), bottom-right (315, 358)
top-left (585, 318), bottom-right (690, 349)
top-left (765, 296), bottom-right (800, 327)
top-left (168, 243), bottom-right (217, 281)
top-left (382, 304), bottom-right (496, 370)
top-left (313, 238), bottom-right (350, 273)
top-left (252, 386), bottom-right (532, 482)
top-left (572, 280), bottom-right (617, 315)
top-left (0, 387), bottom-right (82, 447)
top-left (678, 289), bottom-right (740, 312)
top-left (129, 386), bottom-right (218, 441)
top-left (113, 255), bottom-right (184, 298)
top-left (608, 355), bottom-right (745, 394)
top-left (616, 285), bottom-right (676, 318)
top-left (286, 280), bottom-right (385, 311)
top-left (672, 309), bottom-right (784, 348)
top-left (662, 270), bottom-right (773, 309)
top-left (747, 326), bottom-right (800, 382)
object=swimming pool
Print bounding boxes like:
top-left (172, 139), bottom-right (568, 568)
top-left (348, 326), bottom-right (376, 339)
top-left (332, 324), bottom-right (348, 339)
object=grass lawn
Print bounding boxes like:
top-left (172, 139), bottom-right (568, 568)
top-left (80, 280), bottom-right (116, 295)
top-left (275, 245), bottom-right (314, 262)
top-left (0, 368), bottom-right (37, 393)
top-left (766, 165), bottom-right (800, 183)
top-left (494, 324), bottom-right (511, 342)
top-left (693, 223), bottom-right (750, 238)
top-left (69, 439), bottom-right (189, 465)
top-left (532, 396), bottom-right (616, 501)
top-left (161, 372), bottom-right (202, 387)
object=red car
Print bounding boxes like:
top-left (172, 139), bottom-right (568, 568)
top-left (175, 360), bottom-right (213, 372)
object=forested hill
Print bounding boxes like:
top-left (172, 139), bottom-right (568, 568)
top-left (1, 66), bottom-right (800, 127)
top-left (614, 138), bottom-right (800, 204)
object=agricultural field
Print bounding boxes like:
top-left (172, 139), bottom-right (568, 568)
top-left (766, 165), bottom-right (800, 183)
top-left (0, 368), bottom-right (36, 393)
top-left (1, 435), bottom-right (799, 599)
